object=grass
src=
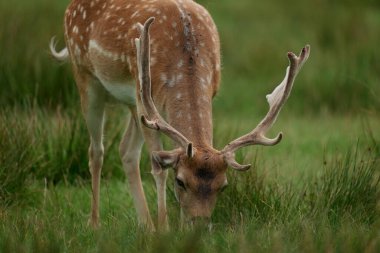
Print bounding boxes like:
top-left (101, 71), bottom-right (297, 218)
top-left (0, 0), bottom-right (380, 252)
top-left (0, 142), bottom-right (378, 252)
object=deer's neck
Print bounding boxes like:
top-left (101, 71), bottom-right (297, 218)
top-left (164, 81), bottom-right (214, 147)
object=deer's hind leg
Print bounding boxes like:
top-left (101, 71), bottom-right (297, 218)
top-left (75, 71), bottom-right (107, 228)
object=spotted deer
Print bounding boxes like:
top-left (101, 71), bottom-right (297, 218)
top-left (50, 0), bottom-right (310, 230)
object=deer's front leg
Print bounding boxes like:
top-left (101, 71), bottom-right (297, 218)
top-left (141, 126), bottom-right (169, 231)
top-left (154, 169), bottom-right (169, 231)
top-left (119, 109), bottom-right (154, 230)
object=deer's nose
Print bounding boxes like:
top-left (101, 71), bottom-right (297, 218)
top-left (190, 216), bottom-right (212, 230)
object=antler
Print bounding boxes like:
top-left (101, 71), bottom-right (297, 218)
top-left (135, 17), bottom-right (194, 157)
top-left (222, 45), bottom-right (310, 170)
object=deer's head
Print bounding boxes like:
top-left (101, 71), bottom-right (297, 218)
top-left (152, 146), bottom-right (228, 221)
top-left (136, 18), bottom-right (310, 223)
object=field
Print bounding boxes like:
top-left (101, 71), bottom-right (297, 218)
top-left (1, 0), bottom-right (379, 252)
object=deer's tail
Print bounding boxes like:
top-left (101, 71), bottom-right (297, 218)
top-left (49, 37), bottom-right (69, 62)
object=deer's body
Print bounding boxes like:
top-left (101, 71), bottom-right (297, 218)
top-left (65, 0), bottom-right (219, 145)
top-left (51, 0), bottom-right (309, 230)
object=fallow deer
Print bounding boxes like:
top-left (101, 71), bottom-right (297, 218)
top-left (50, 0), bottom-right (310, 230)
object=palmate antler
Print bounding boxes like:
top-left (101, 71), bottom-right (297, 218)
top-left (222, 45), bottom-right (310, 171)
top-left (135, 17), bottom-right (194, 157)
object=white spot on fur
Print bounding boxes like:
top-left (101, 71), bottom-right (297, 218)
top-left (176, 93), bottom-right (182, 100)
top-left (73, 26), bottom-right (79, 34)
top-left (83, 10), bottom-right (86, 20)
top-left (207, 74), bottom-right (212, 84)
top-left (160, 73), bottom-right (167, 83)
top-left (89, 39), bottom-right (122, 61)
top-left (167, 77), bottom-right (175, 87)
top-left (74, 44), bottom-right (81, 56)
top-left (150, 57), bottom-right (157, 66)
top-left (200, 77), bottom-right (206, 86)
top-left (131, 11), bottom-right (140, 18)
top-left (177, 60), bottom-right (183, 68)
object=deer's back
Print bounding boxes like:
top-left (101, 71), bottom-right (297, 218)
top-left (64, 0), bottom-right (220, 106)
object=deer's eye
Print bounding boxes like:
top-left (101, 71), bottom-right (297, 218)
top-left (175, 178), bottom-right (186, 190)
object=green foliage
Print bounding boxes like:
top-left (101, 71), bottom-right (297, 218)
top-left (0, 0), bottom-right (76, 108)
top-left (311, 150), bottom-right (379, 224)
top-left (0, 107), bottom-right (38, 206)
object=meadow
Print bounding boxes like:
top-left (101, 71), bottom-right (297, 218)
top-left (0, 0), bottom-right (379, 252)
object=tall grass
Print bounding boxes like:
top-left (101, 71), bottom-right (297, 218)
top-left (0, 147), bottom-right (378, 252)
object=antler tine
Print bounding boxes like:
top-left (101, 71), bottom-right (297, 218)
top-left (135, 17), bottom-right (193, 155)
top-left (222, 45), bottom-right (310, 170)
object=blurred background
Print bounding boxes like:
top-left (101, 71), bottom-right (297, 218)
top-left (1, 0), bottom-right (380, 112)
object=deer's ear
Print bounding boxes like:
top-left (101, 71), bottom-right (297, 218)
top-left (186, 143), bottom-right (195, 158)
top-left (151, 150), bottom-right (180, 174)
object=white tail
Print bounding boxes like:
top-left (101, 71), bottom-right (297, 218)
top-left (49, 37), bottom-right (69, 62)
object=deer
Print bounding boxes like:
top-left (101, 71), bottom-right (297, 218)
top-left (50, 0), bottom-right (310, 231)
